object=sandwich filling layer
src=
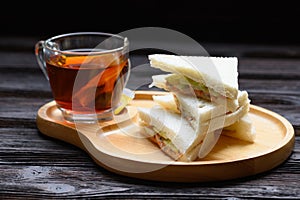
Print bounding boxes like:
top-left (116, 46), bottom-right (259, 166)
top-left (165, 74), bottom-right (225, 102)
top-left (144, 126), bottom-right (182, 160)
top-left (142, 125), bottom-right (204, 162)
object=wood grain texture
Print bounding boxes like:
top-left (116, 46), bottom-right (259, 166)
top-left (0, 37), bottom-right (299, 198)
top-left (0, 127), bottom-right (299, 198)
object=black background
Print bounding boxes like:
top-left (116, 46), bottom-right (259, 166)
top-left (1, 0), bottom-right (300, 45)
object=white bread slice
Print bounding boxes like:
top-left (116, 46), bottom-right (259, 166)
top-left (198, 102), bottom-right (250, 133)
top-left (138, 106), bottom-right (204, 156)
top-left (138, 106), bottom-right (213, 162)
top-left (176, 91), bottom-right (249, 131)
top-left (180, 117), bottom-right (254, 161)
top-left (151, 74), bottom-right (242, 112)
top-left (150, 74), bottom-right (169, 90)
top-left (223, 114), bottom-right (256, 142)
top-left (152, 93), bottom-right (180, 113)
top-left (148, 54), bottom-right (239, 99)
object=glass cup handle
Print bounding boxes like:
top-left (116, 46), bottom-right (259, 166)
top-left (35, 40), bottom-right (49, 80)
top-left (124, 58), bottom-right (131, 87)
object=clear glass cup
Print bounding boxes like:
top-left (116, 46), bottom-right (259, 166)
top-left (35, 32), bottom-right (130, 123)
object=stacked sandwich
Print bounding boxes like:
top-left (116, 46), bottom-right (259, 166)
top-left (138, 54), bottom-right (256, 162)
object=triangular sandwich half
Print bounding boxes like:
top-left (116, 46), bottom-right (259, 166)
top-left (148, 54), bottom-right (239, 100)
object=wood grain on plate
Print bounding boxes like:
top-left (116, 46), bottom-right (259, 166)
top-left (36, 91), bottom-right (295, 182)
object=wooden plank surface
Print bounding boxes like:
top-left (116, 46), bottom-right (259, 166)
top-left (0, 37), bottom-right (299, 199)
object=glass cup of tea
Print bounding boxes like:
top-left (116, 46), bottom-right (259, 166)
top-left (35, 32), bottom-right (130, 123)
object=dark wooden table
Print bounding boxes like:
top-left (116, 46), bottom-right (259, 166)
top-left (0, 36), bottom-right (299, 199)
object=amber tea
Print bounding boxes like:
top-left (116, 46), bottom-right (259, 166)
top-left (46, 52), bottom-right (128, 115)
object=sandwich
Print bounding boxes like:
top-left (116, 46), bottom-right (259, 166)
top-left (151, 74), bottom-right (240, 112)
top-left (148, 54), bottom-right (239, 100)
top-left (138, 105), bottom-right (204, 161)
top-left (137, 54), bottom-right (254, 161)
top-left (153, 91), bottom-right (249, 128)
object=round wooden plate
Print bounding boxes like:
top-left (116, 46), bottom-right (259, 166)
top-left (36, 91), bottom-right (295, 182)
